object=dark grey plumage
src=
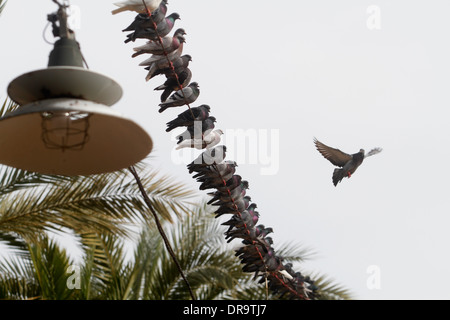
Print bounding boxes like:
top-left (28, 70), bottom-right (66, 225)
top-left (176, 116), bottom-right (216, 144)
top-left (122, 1), bottom-right (168, 31)
top-left (145, 54), bottom-right (192, 82)
top-left (187, 145), bottom-right (227, 173)
top-left (132, 28), bottom-right (186, 58)
top-left (314, 138), bottom-right (382, 186)
top-left (124, 12), bottom-right (180, 43)
top-left (158, 82), bottom-right (200, 113)
top-left (155, 68), bottom-right (192, 102)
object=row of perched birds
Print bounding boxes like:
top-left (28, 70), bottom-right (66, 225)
top-left (113, 0), bottom-right (318, 299)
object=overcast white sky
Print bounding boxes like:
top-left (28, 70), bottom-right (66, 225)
top-left (1, 0), bottom-right (450, 300)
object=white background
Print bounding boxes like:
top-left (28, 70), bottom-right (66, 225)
top-left (1, 0), bottom-right (450, 300)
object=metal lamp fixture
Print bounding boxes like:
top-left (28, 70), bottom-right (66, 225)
top-left (0, 3), bottom-right (152, 175)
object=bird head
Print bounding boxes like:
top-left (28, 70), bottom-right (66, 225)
top-left (359, 148), bottom-right (365, 154)
top-left (169, 12), bottom-right (181, 21)
top-left (175, 28), bottom-right (187, 36)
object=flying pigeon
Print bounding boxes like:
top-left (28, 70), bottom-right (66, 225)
top-left (154, 68), bottom-right (192, 102)
top-left (125, 13), bottom-right (181, 43)
top-left (314, 138), bottom-right (382, 186)
top-left (176, 129), bottom-right (223, 150)
top-left (144, 54), bottom-right (191, 81)
top-left (158, 82), bottom-right (200, 113)
top-left (132, 29), bottom-right (186, 57)
top-left (166, 104), bottom-right (210, 132)
top-left (112, 0), bottom-right (163, 15)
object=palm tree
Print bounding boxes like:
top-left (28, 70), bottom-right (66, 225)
top-left (0, 200), bottom-right (352, 300)
top-left (0, 96), bottom-right (200, 298)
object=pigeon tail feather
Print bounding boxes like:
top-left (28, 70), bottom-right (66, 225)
top-left (332, 168), bottom-right (345, 187)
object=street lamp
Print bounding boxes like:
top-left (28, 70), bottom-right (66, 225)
top-left (0, 2), bottom-right (152, 175)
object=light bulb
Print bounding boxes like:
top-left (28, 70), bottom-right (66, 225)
top-left (41, 110), bottom-right (90, 151)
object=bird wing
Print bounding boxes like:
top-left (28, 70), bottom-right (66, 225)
top-left (314, 138), bottom-right (352, 167)
top-left (365, 147), bottom-right (383, 158)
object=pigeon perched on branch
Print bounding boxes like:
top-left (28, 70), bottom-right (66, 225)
top-left (314, 138), bottom-right (382, 186)
top-left (139, 43), bottom-right (183, 67)
top-left (158, 82), bottom-right (200, 113)
top-left (187, 145), bottom-right (227, 173)
top-left (176, 129), bottom-right (223, 150)
top-left (155, 68), bottom-right (192, 102)
top-left (112, 0), bottom-right (163, 15)
top-left (125, 13), bottom-right (181, 43)
top-left (176, 116), bottom-right (216, 143)
top-left (122, 2), bottom-right (167, 31)
top-left (193, 160), bottom-right (237, 180)
top-left (144, 54), bottom-right (191, 81)
top-left (132, 29), bottom-right (186, 57)
top-left (166, 104), bottom-right (210, 132)
top-left (207, 181), bottom-right (249, 205)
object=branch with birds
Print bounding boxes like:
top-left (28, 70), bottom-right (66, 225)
top-left (113, 0), bottom-right (318, 300)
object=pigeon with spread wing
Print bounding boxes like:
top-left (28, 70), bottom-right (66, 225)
top-left (314, 138), bottom-right (382, 186)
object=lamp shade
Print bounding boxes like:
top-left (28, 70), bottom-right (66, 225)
top-left (7, 66), bottom-right (123, 107)
top-left (0, 99), bottom-right (153, 175)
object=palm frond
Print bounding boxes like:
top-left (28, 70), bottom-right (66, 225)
top-left (0, 99), bottom-right (18, 117)
top-left (28, 236), bottom-right (75, 300)
top-left (0, 164), bottom-right (195, 245)
top-left (0, 0), bottom-right (6, 16)
top-left (0, 251), bottom-right (40, 299)
top-left (273, 241), bottom-right (316, 264)
top-left (307, 272), bottom-right (353, 300)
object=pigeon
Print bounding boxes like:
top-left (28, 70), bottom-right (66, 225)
top-left (176, 129), bottom-right (223, 150)
top-left (214, 195), bottom-right (252, 216)
top-left (154, 68), bottom-right (192, 102)
top-left (222, 209), bottom-right (256, 232)
top-left (176, 116), bottom-right (216, 143)
top-left (166, 104), bottom-right (210, 132)
top-left (122, 1), bottom-right (168, 31)
top-left (187, 145), bottom-right (227, 173)
top-left (132, 29), bottom-right (186, 57)
top-left (214, 175), bottom-right (243, 193)
top-left (158, 82), bottom-right (200, 113)
top-left (198, 165), bottom-right (241, 191)
top-left (208, 181), bottom-right (249, 206)
top-left (125, 13), bottom-right (181, 43)
top-left (139, 42), bottom-right (183, 67)
top-left (112, 0), bottom-right (163, 15)
top-left (144, 53), bottom-right (191, 81)
top-left (222, 207), bottom-right (259, 233)
top-left (193, 160), bottom-right (237, 180)
top-left (314, 138), bottom-right (382, 186)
